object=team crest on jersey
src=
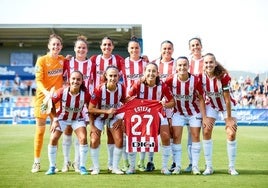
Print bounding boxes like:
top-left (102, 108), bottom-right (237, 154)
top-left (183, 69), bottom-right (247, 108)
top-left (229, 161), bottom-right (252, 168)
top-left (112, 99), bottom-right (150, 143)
top-left (52, 92), bottom-right (58, 98)
top-left (35, 65), bottom-right (40, 73)
top-left (91, 93), bottom-right (96, 100)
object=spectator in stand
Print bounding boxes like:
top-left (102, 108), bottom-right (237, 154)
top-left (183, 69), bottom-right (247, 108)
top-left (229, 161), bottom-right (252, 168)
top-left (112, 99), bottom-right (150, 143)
top-left (31, 80), bottom-right (36, 96)
top-left (14, 73), bottom-right (21, 87)
top-left (244, 76), bottom-right (252, 86)
top-left (254, 90), bottom-right (265, 108)
top-left (31, 33), bottom-right (65, 173)
top-left (201, 53), bottom-right (239, 176)
top-left (253, 73), bottom-right (259, 88)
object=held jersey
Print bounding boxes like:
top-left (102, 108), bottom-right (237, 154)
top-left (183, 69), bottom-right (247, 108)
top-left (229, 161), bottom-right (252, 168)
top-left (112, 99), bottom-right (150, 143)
top-left (63, 57), bottom-right (95, 94)
top-left (116, 98), bottom-right (164, 152)
top-left (189, 56), bottom-right (204, 75)
top-left (200, 73), bottom-right (236, 111)
top-left (153, 58), bottom-right (176, 81)
top-left (52, 87), bottom-right (90, 121)
top-left (34, 54), bottom-right (65, 106)
top-left (90, 83), bottom-right (126, 120)
top-left (165, 73), bottom-right (203, 115)
top-left (121, 57), bottom-right (147, 94)
top-left (90, 54), bottom-right (124, 87)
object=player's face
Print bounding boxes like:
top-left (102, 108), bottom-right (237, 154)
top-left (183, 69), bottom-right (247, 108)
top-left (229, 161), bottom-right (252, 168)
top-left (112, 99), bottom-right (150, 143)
top-left (204, 55), bottom-right (217, 75)
top-left (74, 41), bottom-right (88, 60)
top-left (161, 42), bottom-right (173, 61)
top-left (100, 38), bottom-right (114, 56)
top-left (144, 64), bottom-right (158, 82)
top-left (189, 39), bottom-right (202, 56)
top-left (48, 38), bottom-right (62, 56)
top-left (70, 72), bottom-right (83, 90)
top-left (176, 58), bottom-right (189, 75)
top-left (128, 41), bottom-right (141, 59)
top-left (105, 68), bottom-right (119, 85)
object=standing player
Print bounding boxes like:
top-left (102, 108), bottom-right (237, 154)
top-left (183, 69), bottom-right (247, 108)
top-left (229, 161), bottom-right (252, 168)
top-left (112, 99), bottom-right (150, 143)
top-left (201, 53), bottom-right (238, 175)
top-left (152, 40), bottom-right (176, 172)
top-left (88, 65), bottom-right (127, 175)
top-left (31, 34), bottom-right (65, 173)
top-left (184, 37), bottom-right (205, 172)
top-left (61, 35), bottom-right (95, 173)
top-left (120, 36), bottom-right (148, 171)
top-left (165, 56), bottom-right (209, 175)
top-left (90, 37), bottom-right (124, 172)
top-left (126, 62), bottom-right (175, 174)
top-left (45, 71), bottom-right (91, 175)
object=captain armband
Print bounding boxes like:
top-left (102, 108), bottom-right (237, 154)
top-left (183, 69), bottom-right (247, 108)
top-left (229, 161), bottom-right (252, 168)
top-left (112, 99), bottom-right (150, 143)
top-left (222, 85), bottom-right (230, 91)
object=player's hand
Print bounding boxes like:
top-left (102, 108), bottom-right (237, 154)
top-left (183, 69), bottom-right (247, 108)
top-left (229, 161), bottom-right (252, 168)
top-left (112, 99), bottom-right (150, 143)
top-left (107, 108), bottom-right (116, 115)
top-left (50, 121), bottom-right (60, 133)
top-left (202, 117), bottom-right (214, 130)
top-left (112, 119), bottom-right (122, 130)
top-left (225, 117), bottom-right (237, 132)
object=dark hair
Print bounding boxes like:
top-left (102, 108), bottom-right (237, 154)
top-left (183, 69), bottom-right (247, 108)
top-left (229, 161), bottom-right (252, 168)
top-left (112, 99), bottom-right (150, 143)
top-left (100, 36), bottom-right (114, 45)
top-left (176, 56), bottom-right (189, 64)
top-left (103, 65), bottom-right (119, 82)
top-left (203, 53), bottom-right (228, 79)
top-left (160, 40), bottom-right (174, 60)
top-left (161, 40), bottom-right (174, 47)
top-left (188, 37), bottom-right (202, 47)
top-left (142, 62), bottom-right (160, 86)
top-left (70, 70), bottom-right (87, 91)
top-left (128, 36), bottom-right (140, 47)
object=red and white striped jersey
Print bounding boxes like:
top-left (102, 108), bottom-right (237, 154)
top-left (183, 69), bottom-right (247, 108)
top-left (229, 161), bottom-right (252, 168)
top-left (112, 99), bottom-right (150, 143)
top-left (90, 54), bottom-right (124, 87)
top-left (53, 87), bottom-right (91, 121)
top-left (90, 83), bottom-right (126, 120)
top-left (200, 73), bottom-right (236, 111)
top-left (165, 74), bottom-right (203, 115)
top-left (63, 57), bottom-right (95, 93)
top-left (189, 57), bottom-right (204, 75)
top-left (116, 98), bottom-right (163, 152)
top-left (121, 57), bottom-right (147, 93)
top-left (128, 80), bottom-right (173, 102)
top-left (153, 58), bottom-right (176, 81)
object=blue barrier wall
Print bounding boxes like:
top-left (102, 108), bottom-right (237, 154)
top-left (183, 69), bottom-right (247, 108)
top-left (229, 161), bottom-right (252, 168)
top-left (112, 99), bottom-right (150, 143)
top-left (0, 107), bottom-right (267, 126)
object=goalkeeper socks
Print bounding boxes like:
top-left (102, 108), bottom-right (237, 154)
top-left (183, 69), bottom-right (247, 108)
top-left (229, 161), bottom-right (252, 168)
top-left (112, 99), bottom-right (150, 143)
top-left (34, 126), bottom-right (46, 158)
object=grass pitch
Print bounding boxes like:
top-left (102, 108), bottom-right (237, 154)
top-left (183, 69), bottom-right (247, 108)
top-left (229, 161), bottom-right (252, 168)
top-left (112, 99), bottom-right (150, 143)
top-left (0, 125), bottom-right (267, 188)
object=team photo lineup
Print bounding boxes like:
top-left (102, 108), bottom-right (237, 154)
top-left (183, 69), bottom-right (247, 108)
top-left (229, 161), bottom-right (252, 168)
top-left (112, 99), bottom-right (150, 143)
top-left (31, 34), bottom-right (239, 176)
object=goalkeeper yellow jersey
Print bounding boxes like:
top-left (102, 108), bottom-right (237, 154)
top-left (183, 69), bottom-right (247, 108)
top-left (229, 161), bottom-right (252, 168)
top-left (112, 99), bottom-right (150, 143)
top-left (34, 53), bottom-right (65, 117)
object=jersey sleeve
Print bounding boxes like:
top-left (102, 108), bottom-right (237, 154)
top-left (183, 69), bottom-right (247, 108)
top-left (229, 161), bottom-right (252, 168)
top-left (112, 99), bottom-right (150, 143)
top-left (52, 88), bottom-right (64, 104)
top-left (195, 75), bottom-right (204, 95)
top-left (162, 82), bottom-right (173, 102)
top-left (90, 87), bottom-right (101, 106)
top-left (128, 81), bottom-right (139, 97)
top-left (63, 59), bottom-right (70, 82)
top-left (221, 73), bottom-right (231, 91)
top-left (35, 56), bottom-right (47, 93)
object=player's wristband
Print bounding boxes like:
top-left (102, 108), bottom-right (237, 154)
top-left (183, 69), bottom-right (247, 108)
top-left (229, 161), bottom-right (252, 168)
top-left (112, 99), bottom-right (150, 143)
top-left (53, 117), bottom-right (58, 122)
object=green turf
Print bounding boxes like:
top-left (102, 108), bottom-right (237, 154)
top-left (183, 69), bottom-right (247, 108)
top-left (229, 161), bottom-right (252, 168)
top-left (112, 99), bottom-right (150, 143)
top-left (0, 125), bottom-right (267, 188)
